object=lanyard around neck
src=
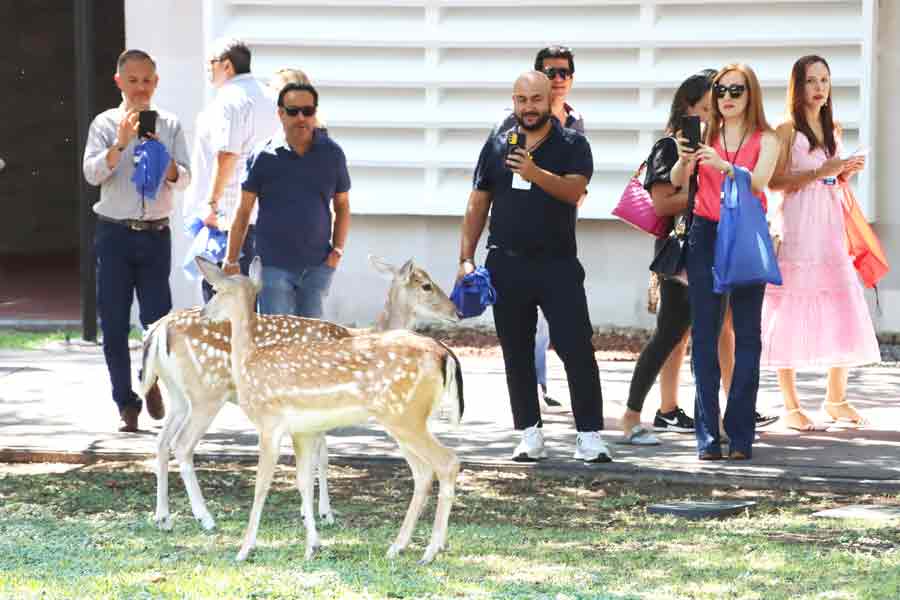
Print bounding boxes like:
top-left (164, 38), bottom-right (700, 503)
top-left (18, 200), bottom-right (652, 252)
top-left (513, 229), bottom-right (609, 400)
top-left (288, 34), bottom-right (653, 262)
top-left (721, 125), bottom-right (748, 167)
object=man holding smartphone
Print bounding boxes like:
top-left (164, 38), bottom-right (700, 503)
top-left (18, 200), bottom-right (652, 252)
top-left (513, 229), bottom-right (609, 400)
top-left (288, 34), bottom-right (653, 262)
top-left (457, 71), bottom-right (611, 464)
top-left (184, 38), bottom-right (279, 301)
top-left (83, 49), bottom-right (191, 432)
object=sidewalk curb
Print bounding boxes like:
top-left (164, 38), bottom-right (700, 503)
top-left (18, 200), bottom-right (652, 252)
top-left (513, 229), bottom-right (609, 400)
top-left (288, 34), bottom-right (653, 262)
top-left (4, 447), bottom-right (899, 495)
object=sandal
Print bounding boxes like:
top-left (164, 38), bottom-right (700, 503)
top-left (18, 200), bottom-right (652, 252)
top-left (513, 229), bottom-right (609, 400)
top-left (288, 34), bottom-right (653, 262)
top-left (620, 425), bottom-right (660, 446)
top-left (784, 408), bottom-right (816, 432)
top-left (823, 400), bottom-right (867, 427)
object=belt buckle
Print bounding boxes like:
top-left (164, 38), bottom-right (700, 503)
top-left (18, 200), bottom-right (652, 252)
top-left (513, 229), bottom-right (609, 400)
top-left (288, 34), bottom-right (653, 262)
top-left (128, 222), bottom-right (143, 231)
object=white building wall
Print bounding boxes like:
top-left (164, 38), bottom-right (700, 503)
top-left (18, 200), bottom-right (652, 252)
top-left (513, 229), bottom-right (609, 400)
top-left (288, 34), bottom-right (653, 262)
top-left (126, 0), bottom-right (896, 332)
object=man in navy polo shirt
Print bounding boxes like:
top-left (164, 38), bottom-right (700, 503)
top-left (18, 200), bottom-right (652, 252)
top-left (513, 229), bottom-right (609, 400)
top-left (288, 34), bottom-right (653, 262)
top-left (457, 71), bottom-right (611, 464)
top-left (223, 82), bottom-right (350, 318)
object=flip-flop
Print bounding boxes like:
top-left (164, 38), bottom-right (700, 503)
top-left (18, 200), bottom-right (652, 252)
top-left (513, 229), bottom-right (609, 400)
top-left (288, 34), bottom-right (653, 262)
top-left (619, 425), bottom-right (660, 446)
top-left (784, 408), bottom-right (816, 432)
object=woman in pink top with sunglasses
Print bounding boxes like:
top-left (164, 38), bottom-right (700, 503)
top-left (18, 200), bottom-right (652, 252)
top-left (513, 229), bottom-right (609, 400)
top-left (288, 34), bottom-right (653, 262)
top-left (671, 64), bottom-right (779, 460)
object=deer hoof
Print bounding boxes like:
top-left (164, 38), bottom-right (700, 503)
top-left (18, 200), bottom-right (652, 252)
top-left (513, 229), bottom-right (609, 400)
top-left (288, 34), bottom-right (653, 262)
top-left (304, 543), bottom-right (320, 560)
top-left (320, 511), bottom-right (335, 526)
top-left (155, 515), bottom-right (173, 531)
top-left (419, 544), bottom-right (441, 564)
top-left (197, 514), bottom-right (216, 531)
top-left (235, 546), bottom-right (252, 562)
top-left (386, 544), bottom-right (402, 559)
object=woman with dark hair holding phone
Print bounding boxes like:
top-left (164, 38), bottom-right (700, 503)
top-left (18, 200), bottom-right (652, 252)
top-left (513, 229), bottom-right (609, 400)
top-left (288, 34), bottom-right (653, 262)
top-left (620, 71), bottom-right (716, 444)
top-left (671, 64), bottom-right (779, 460)
top-left (762, 55), bottom-right (878, 431)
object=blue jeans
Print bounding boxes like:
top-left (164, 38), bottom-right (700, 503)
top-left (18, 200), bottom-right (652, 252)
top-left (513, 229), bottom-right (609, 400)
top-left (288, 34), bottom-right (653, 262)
top-left (95, 220), bottom-right (172, 412)
top-left (687, 216), bottom-right (765, 457)
top-left (259, 263), bottom-right (335, 318)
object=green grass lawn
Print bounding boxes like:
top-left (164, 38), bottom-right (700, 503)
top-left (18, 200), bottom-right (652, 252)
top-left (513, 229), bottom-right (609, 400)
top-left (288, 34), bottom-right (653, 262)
top-left (1, 462), bottom-right (898, 599)
top-left (0, 329), bottom-right (142, 350)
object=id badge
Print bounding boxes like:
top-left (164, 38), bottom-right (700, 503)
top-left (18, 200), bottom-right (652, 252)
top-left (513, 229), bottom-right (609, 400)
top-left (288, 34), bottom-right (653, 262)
top-left (511, 172), bottom-right (531, 190)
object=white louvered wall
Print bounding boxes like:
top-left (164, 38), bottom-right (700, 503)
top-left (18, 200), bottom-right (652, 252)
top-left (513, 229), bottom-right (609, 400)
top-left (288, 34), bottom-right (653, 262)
top-left (202, 0), bottom-right (878, 219)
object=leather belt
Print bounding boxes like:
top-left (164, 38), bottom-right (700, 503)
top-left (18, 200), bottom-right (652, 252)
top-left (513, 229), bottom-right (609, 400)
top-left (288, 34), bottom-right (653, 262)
top-left (97, 215), bottom-right (170, 232)
top-left (487, 245), bottom-right (572, 259)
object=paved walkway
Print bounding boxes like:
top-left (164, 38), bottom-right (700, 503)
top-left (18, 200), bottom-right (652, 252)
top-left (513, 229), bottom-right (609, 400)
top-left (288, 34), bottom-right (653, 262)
top-left (2, 343), bottom-right (899, 492)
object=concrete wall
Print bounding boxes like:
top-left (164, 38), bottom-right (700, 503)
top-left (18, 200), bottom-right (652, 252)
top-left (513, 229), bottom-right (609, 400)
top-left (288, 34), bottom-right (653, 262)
top-left (873, 0), bottom-right (900, 333)
top-left (126, 0), bottom-right (899, 333)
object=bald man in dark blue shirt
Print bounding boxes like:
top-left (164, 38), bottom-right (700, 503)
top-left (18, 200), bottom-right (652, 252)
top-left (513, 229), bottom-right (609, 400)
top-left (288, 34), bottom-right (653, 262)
top-left (457, 71), bottom-right (611, 464)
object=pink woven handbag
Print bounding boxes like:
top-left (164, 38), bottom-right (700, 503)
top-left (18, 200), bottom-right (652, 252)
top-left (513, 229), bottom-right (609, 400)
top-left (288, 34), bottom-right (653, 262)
top-left (611, 164), bottom-right (672, 238)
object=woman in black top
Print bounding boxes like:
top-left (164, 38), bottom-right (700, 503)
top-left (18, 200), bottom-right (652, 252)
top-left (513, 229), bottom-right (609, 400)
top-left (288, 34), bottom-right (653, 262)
top-left (620, 71), bottom-right (738, 443)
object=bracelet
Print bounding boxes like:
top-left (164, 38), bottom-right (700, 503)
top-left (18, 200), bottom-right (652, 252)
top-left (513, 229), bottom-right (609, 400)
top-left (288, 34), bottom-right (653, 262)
top-left (222, 260), bottom-right (239, 268)
top-left (332, 247), bottom-right (344, 257)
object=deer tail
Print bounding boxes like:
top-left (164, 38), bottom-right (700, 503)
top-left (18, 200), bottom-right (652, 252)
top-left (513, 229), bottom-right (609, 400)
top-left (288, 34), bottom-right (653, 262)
top-left (137, 315), bottom-right (169, 400)
top-left (438, 342), bottom-right (464, 426)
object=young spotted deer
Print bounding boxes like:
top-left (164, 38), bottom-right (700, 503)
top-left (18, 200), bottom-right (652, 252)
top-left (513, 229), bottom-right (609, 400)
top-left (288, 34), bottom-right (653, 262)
top-left (139, 255), bottom-right (458, 532)
top-left (197, 257), bottom-right (462, 563)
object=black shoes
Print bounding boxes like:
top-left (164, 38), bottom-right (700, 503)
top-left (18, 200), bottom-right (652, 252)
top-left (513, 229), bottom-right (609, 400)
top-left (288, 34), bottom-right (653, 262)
top-left (653, 408), bottom-right (695, 433)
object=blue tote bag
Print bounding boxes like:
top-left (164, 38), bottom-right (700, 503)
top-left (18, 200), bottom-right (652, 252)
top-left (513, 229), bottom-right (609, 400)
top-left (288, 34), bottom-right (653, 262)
top-left (712, 166), bottom-right (782, 294)
top-left (450, 266), bottom-right (497, 319)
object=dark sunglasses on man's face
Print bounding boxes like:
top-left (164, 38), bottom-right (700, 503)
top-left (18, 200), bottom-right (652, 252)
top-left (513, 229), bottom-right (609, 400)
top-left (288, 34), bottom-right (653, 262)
top-left (543, 67), bottom-right (572, 81)
top-left (283, 105), bottom-right (316, 117)
top-left (714, 84), bottom-right (747, 99)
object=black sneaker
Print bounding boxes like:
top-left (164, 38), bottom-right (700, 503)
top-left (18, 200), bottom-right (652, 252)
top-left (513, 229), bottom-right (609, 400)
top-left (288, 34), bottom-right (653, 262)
top-left (653, 408), bottom-right (694, 433)
top-left (755, 412), bottom-right (779, 428)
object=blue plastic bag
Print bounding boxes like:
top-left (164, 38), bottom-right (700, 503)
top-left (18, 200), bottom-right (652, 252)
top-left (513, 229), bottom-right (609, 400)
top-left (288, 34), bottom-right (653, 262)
top-left (130, 138), bottom-right (170, 200)
top-left (182, 217), bottom-right (230, 280)
top-left (713, 166), bottom-right (782, 294)
top-left (450, 266), bottom-right (497, 319)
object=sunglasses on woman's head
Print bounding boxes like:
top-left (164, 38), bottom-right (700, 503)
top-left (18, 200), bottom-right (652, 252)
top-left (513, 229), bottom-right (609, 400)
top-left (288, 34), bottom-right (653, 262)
top-left (283, 105), bottom-right (316, 117)
top-left (714, 84), bottom-right (746, 99)
top-left (543, 67), bottom-right (572, 81)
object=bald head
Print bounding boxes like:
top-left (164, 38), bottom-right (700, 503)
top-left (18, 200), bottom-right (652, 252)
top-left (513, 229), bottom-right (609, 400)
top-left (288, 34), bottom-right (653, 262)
top-left (513, 70), bottom-right (552, 96)
top-left (512, 71), bottom-right (552, 132)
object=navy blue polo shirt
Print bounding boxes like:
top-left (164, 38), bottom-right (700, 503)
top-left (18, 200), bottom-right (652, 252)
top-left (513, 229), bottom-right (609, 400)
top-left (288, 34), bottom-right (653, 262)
top-left (242, 130), bottom-right (351, 270)
top-left (473, 120), bottom-right (593, 257)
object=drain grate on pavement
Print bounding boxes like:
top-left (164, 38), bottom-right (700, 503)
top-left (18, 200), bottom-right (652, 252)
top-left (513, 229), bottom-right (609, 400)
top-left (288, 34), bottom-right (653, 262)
top-left (647, 500), bottom-right (757, 519)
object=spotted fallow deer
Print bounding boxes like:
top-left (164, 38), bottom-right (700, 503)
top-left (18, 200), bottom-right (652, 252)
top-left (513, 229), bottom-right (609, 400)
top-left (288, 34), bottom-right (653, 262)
top-left (139, 255), bottom-right (459, 532)
top-left (195, 256), bottom-right (462, 563)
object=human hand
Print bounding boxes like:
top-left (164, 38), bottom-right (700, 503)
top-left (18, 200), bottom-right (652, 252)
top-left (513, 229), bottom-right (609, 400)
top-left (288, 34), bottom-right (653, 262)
top-left (202, 210), bottom-right (219, 229)
top-left (675, 136), bottom-right (699, 167)
top-left (505, 148), bottom-right (536, 180)
top-left (816, 157), bottom-right (845, 179)
top-left (325, 249), bottom-right (341, 268)
top-left (116, 110), bottom-right (139, 149)
top-left (456, 259), bottom-right (475, 282)
top-left (165, 159), bottom-right (178, 182)
top-left (696, 144), bottom-right (728, 172)
top-left (222, 262), bottom-right (240, 276)
top-left (841, 155), bottom-right (865, 178)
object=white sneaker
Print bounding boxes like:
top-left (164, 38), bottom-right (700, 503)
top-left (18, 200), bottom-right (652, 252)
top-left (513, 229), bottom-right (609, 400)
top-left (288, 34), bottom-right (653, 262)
top-left (574, 431), bottom-right (613, 463)
top-left (512, 425), bottom-right (548, 462)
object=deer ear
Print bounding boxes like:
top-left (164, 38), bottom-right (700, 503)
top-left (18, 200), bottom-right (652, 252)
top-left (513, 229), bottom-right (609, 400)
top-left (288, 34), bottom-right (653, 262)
top-left (368, 254), bottom-right (397, 281)
top-left (398, 259), bottom-right (415, 281)
top-left (196, 257), bottom-right (227, 288)
top-left (248, 256), bottom-right (263, 292)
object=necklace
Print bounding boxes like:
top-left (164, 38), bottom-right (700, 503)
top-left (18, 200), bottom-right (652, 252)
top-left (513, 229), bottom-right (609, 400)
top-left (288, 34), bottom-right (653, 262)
top-left (525, 128), bottom-right (551, 154)
top-left (721, 124), bottom-right (748, 168)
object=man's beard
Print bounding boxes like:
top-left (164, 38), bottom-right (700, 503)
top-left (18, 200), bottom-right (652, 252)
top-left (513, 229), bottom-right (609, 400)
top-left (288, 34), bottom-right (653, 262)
top-left (515, 110), bottom-right (551, 131)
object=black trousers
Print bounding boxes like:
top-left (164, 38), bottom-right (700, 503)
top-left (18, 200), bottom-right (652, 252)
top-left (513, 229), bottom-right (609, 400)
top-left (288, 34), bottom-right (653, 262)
top-left (486, 250), bottom-right (604, 431)
top-left (626, 277), bottom-right (691, 413)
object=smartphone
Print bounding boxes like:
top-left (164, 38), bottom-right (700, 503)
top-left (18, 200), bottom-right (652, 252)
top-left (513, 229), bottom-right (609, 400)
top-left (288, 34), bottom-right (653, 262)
top-left (138, 110), bottom-right (158, 139)
top-left (681, 115), bottom-right (701, 150)
top-left (840, 146), bottom-right (870, 161)
top-left (506, 128), bottom-right (527, 161)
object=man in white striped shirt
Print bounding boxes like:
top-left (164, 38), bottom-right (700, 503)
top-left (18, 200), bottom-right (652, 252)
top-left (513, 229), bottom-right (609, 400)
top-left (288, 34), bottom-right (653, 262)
top-left (184, 38), bottom-right (279, 301)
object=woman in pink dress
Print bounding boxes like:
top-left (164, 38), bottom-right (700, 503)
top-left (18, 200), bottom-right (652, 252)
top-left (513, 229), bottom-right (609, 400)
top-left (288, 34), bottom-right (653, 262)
top-left (762, 55), bottom-right (879, 431)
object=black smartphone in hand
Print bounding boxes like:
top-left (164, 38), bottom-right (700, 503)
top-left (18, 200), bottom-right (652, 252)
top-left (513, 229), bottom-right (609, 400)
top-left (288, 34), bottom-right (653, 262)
top-left (506, 128), bottom-right (527, 166)
top-left (138, 110), bottom-right (158, 139)
top-left (681, 115), bottom-right (701, 150)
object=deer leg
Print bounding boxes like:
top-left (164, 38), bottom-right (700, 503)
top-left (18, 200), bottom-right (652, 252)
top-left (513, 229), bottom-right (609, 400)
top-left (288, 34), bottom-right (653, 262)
top-left (381, 435), bottom-right (434, 559)
top-left (293, 434), bottom-right (322, 559)
top-left (154, 385), bottom-right (188, 531)
top-left (236, 428), bottom-right (281, 562)
top-left (385, 422), bottom-right (459, 564)
top-left (314, 434), bottom-right (334, 525)
top-left (172, 393), bottom-right (228, 531)
top-left (290, 433), bottom-right (332, 525)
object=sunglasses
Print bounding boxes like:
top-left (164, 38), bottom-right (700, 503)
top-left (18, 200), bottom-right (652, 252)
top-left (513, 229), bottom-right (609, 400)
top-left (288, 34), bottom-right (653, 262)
top-left (543, 67), bottom-right (572, 81)
top-left (283, 105), bottom-right (316, 117)
top-left (714, 84), bottom-right (747, 99)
